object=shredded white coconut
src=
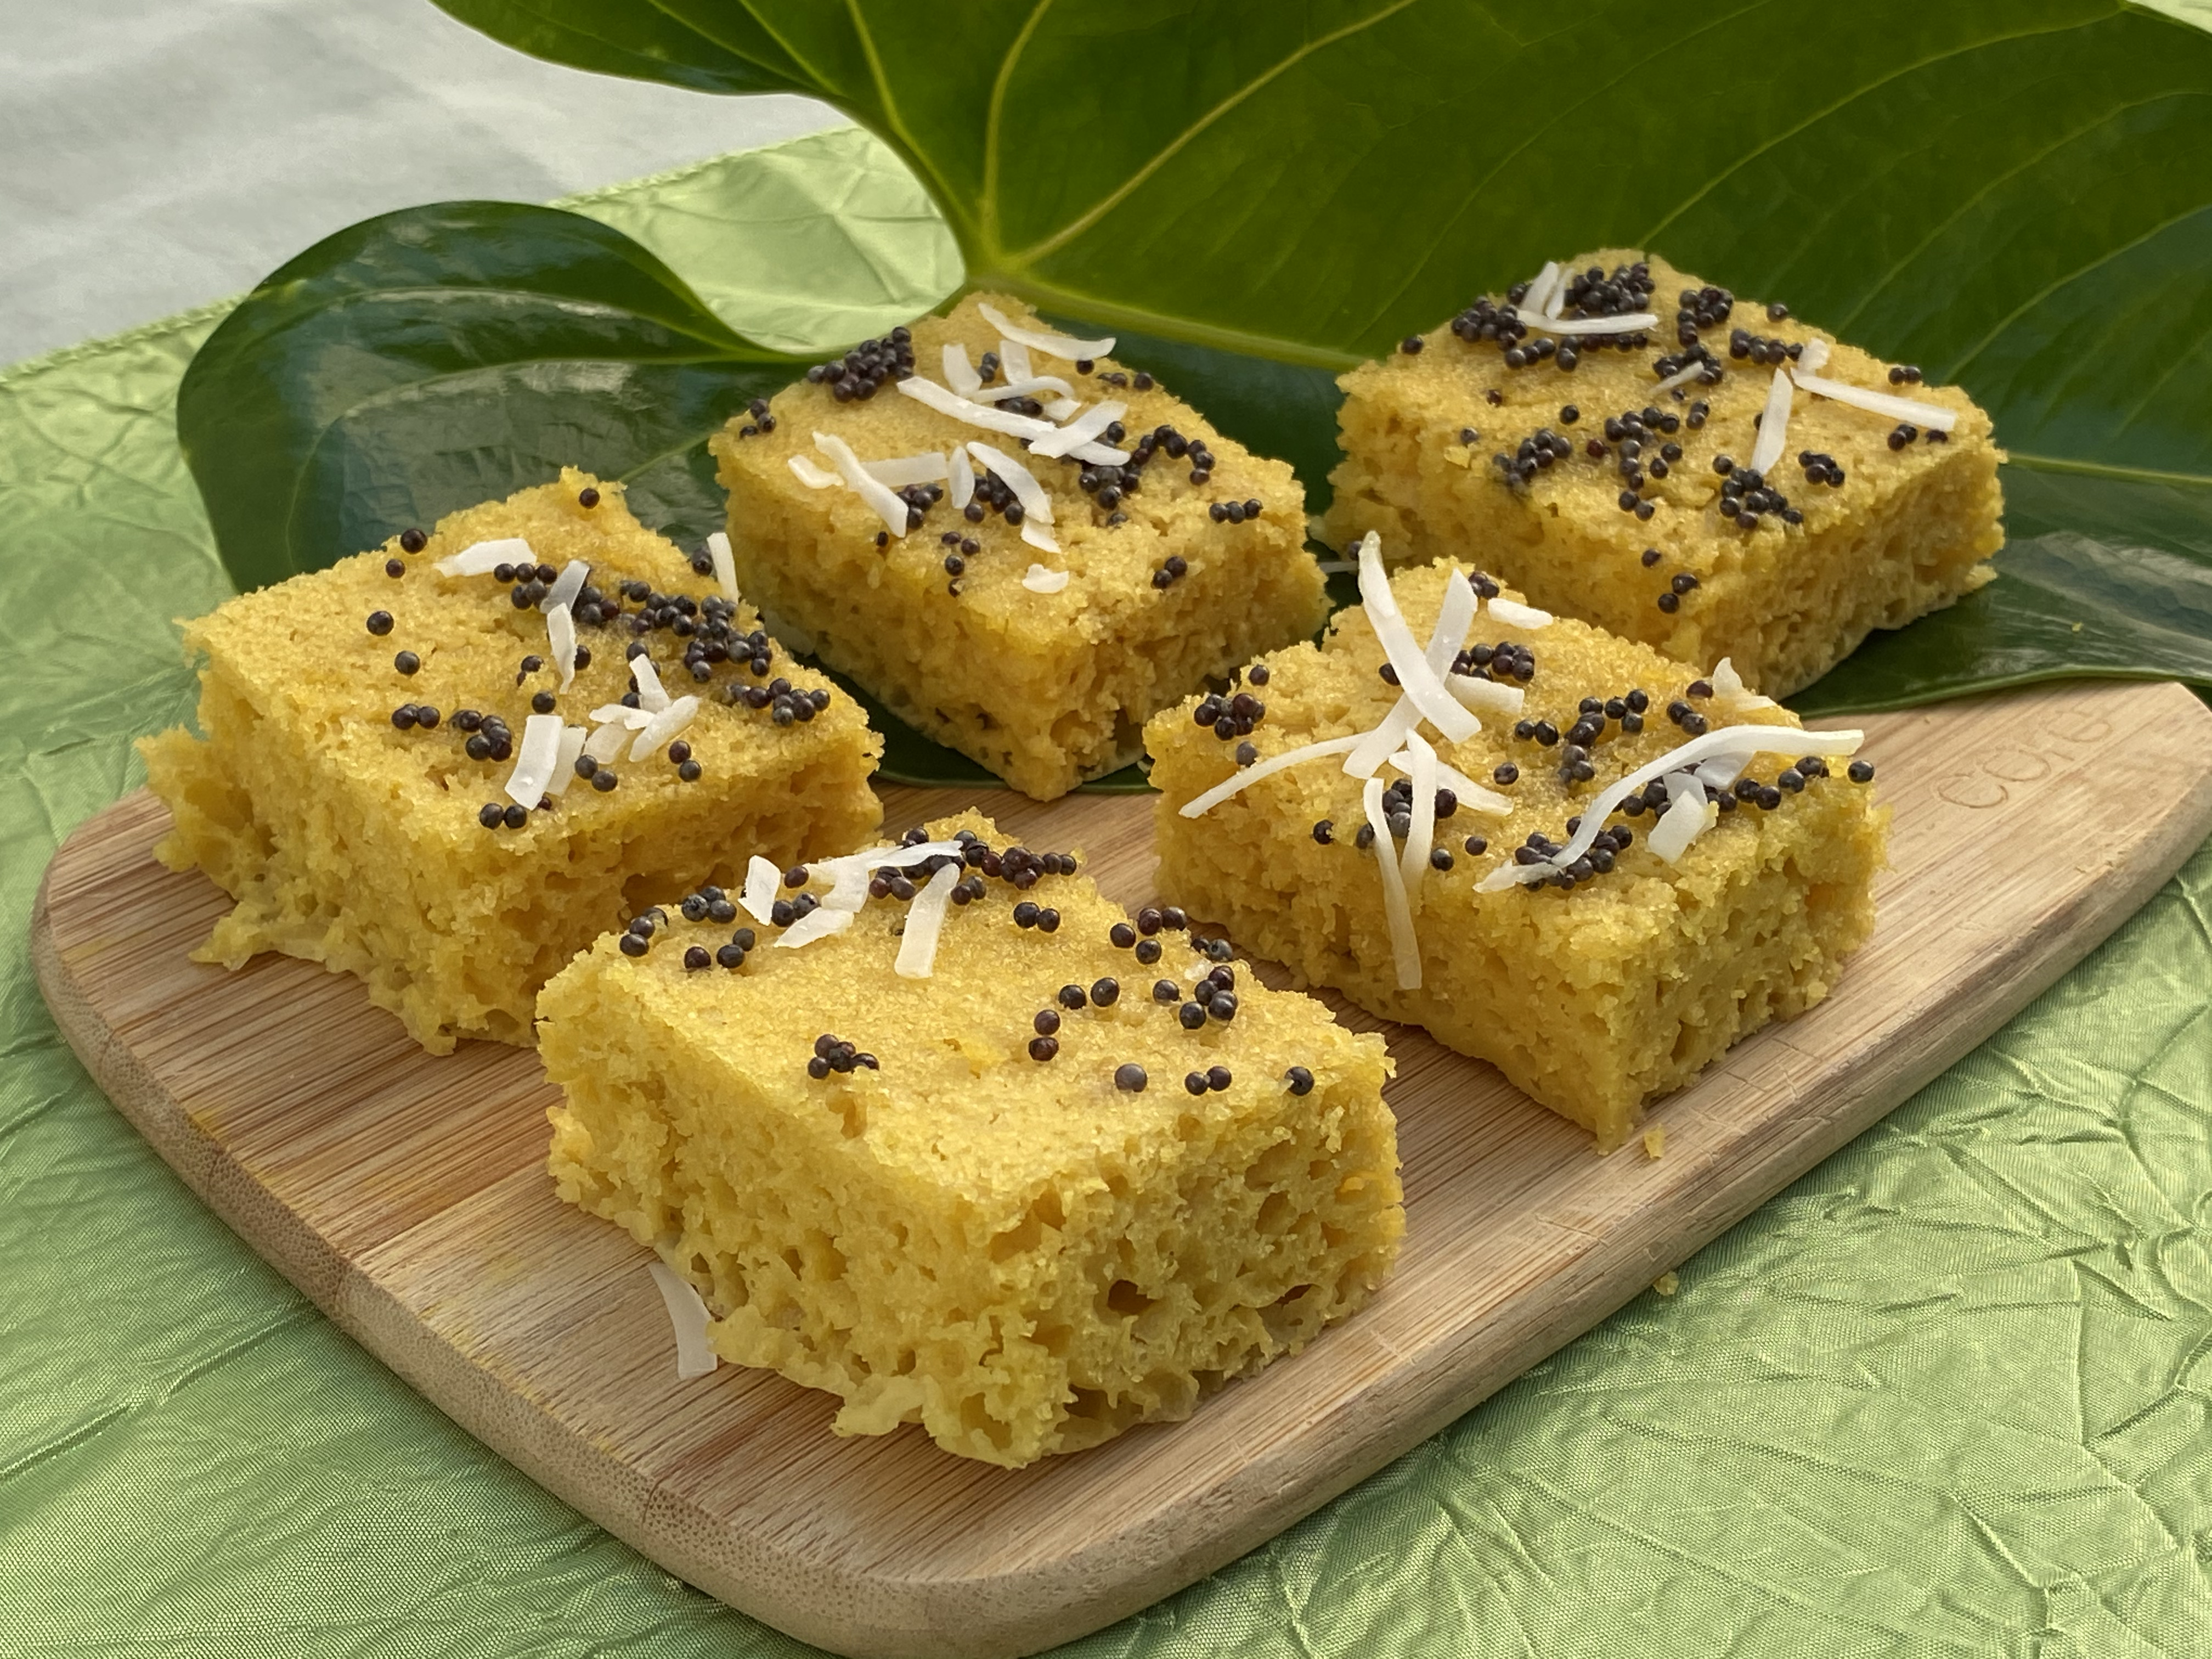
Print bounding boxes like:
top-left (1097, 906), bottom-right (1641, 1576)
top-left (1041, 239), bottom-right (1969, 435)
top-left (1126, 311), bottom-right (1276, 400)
top-left (546, 602), bottom-right (579, 692)
top-left (741, 855), bottom-right (781, 924)
top-left (1446, 673), bottom-right (1525, 718)
top-left (893, 862), bottom-right (962, 978)
top-left (1790, 370), bottom-right (1958, 432)
top-left (972, 375), bottom-right (1075, 405)
top-left (803, 840), bottom-right (970, 919)
top-left (978, 302), bottom-right (1114, 362)
top-left (647, 1262), bottom-right (719, 1380)
top-left (998, 336), bottom-right (1033, 382)
top-left (436, 535), bottom-right (531, 577)
top-left (705, 531), bottom-right (738, 606)
top-left (1398, 730), bottom-right (1439, 894)
top-left (788, 455), bottom-right (839, 489)
top-left (1517, 311), bottom-right (1660, 336)
top-left (1646, 773), bottom-right (1715, 865)
top-left (811, 839), bottom-right (968, 879)
top-left (963, 441), bottom-right (1053, 525)
top-left (588, 703), bottom-right (652, 729)
top-left (819, 859), bottom-right (874, 913)
top-left (1362, 775), bottom-right (1423, 991)
top-left (581, 720), bottom-right (631, 765)
top-left (943, 342), bottom-right (982, 396)
top-left (545, 724), bottom-right (588, 795)
top-left (895, 376), bottom-right (1058, 442)
top-left (776, 906), bottom-right (856, 949)
top-left (946, 445), bottom-right (975, 511)
top-left (1655, 359), bottom-right (1716, 394)
top-left (1020, 521), bottom-right (1061, 555)
top-left (1029, 399), bottom-right (1127, 460)
top-left (1068, 441), bottom-right (1131, 466)
top-left (1748, 368), bottom-right (1796, 477)
top-left (544, 559), bottom-right (590, 614)
top-left (1345, 565), bottom-right (1481, 779)
top-left (1402, 753), bottom-right (1515, 816)
top-left (1354, 534), bottom-right (1479, 744)
top-left (502, 713), bottom-right (564, 807)
top-left (1486, 596), bottom-right (1553, 630)
top-left (1795, 338), bottom-right (1831, 376)
top-left (1694, 755), bottom-right (1745, 792)
top-left (628, 694), bottom-right (698, 762)
top-left (1710, 655), bottom-right (1778, 712)
top-left (814, 431), bottom-right (913, 538)
top-left (862, 453), bottom-right (952, 487)
top-left (1343, 701), bottom-right (1420, 783)
top-left (629, 653), bottom-right (672, 714)
top-left (1523, 260), bottom-right (1563, 321)
top-left (1476, 724), bottom-right (1866, 890)
top-left (1022, 564), bottom-right (1070, 593)
top-left (1178, 735), bottom-right (1365, 819)
top-left (1042, 396), bottom-right (1082, 423)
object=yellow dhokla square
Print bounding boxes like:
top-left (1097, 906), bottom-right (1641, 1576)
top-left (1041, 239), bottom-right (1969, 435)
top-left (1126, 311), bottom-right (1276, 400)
top-left (1146, 555), bottom-right (1888, 1150)
top-left (142, 469), bottom-right (882, 1053)
top-left (536, 811), bottom-right (1401, 1467)
top-left (711, 292), bottom-right (1329, 799)
top-left (1321, 250), bottom-right (2002, 696)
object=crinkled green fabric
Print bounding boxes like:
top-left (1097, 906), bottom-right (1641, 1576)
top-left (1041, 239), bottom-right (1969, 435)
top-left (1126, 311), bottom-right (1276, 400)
top-left (5, 133), bottom-right (2211, 1659)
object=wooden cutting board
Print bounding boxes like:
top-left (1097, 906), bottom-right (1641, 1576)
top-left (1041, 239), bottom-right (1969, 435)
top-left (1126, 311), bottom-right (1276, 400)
top-left (33, 679), bottom-right (2212, 1659)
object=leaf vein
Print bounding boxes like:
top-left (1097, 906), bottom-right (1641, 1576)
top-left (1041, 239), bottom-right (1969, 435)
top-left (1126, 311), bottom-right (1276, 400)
top-left (1946, 200), bottom-right (2212, 381)
top-left (1006, 0), bottom-right (1423, 269)
top-left (1637, 12), bottom-right (2117, 247)
top-left (983, 0), bottom-right (1057, 259)
top-left (1829, 90), bottom-right (2204, 336)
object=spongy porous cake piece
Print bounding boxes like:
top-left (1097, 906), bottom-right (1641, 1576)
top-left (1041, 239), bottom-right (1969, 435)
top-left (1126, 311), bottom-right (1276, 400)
top-left (1322, 250), bottom-right (2002, 697)
top-left (142, 470), bottom-right (882, 1053)
top-left (536, 811), bottom-right (1401, 1468)
top-left (711, 292), bottom-right (1328, 799)
top-left (1146, 557), bottom-right (1888, 1150)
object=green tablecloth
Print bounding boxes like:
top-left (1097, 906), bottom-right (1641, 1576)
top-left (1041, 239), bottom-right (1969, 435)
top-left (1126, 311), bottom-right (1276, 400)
top-left (6, 144), bottom-right (2211, 1659)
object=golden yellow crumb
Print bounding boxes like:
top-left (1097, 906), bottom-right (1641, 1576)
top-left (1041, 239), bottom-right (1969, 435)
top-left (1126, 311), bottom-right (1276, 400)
top-left (535, 811), bottom-right (1403, 1467)
top-left (1654, 1271), bottom-right (1680, 1296)
top-left (140, 469), bottom-right (882, 1052)
top-left (1643, 1125), bottom-right (1666, 1159)
top-left (1144, 558), bottom-right (1888, 1150)
top-left (1321, 250), bottom-right (2002, 697)
top-left (712, 293), bottom-right (1328, 799)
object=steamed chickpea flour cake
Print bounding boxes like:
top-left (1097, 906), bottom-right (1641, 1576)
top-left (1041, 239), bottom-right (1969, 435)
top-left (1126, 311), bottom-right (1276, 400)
top-left (712, 292), bottom-right (1329, 799)
top-left (1323, 250), bottom-right (2003, 696)
top-left (141, 470), bottom-right (882, 1052)
top-left (535, 811), bottom-right (1403, 1468)
top-left (1146, 537), bottom-right (1888, 1152)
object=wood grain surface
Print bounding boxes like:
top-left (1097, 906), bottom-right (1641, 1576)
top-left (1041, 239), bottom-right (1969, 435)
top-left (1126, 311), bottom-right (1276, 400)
top-left (33, 679), bottom-right (2212, 1659)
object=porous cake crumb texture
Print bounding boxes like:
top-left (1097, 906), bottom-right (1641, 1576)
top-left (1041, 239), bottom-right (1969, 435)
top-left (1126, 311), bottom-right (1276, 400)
top-left (537, 812), bottom-right (1402, 1466)
top-left (1322, 250), bottom-right (2002, 696)
top-left (143, 471), bottom-right (882, 1053)
top-left (712, 292), bottom-right (1329, 798)
top-left (1147, 560), bottom-right (1888, 1150)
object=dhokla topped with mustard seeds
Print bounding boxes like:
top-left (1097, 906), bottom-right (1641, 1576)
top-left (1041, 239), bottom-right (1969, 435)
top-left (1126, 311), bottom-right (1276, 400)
top-left (141, 469), bottom-right (882, 1054)
top-left (1321, 249), bottom-right (2002, 697)
top-left (1145, 544), bottom-right (1888, 1150)
top-left (711, 292), bottom-right (1328, 800)
top-left (536, 810), bottom-right (1402, 1468)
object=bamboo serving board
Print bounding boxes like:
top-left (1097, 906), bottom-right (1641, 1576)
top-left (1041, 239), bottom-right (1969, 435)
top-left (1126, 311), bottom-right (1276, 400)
top-left (33, 679), bottom-right (2212, 1659)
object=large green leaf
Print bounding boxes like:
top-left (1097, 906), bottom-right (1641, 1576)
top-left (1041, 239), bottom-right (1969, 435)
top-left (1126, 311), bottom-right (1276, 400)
top-left (176, 198), bottom-right (799, 589)
top-left (182, 2), bottom-right (2212, 789)
top-left (415, 0), bottom-right (2212, 691)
